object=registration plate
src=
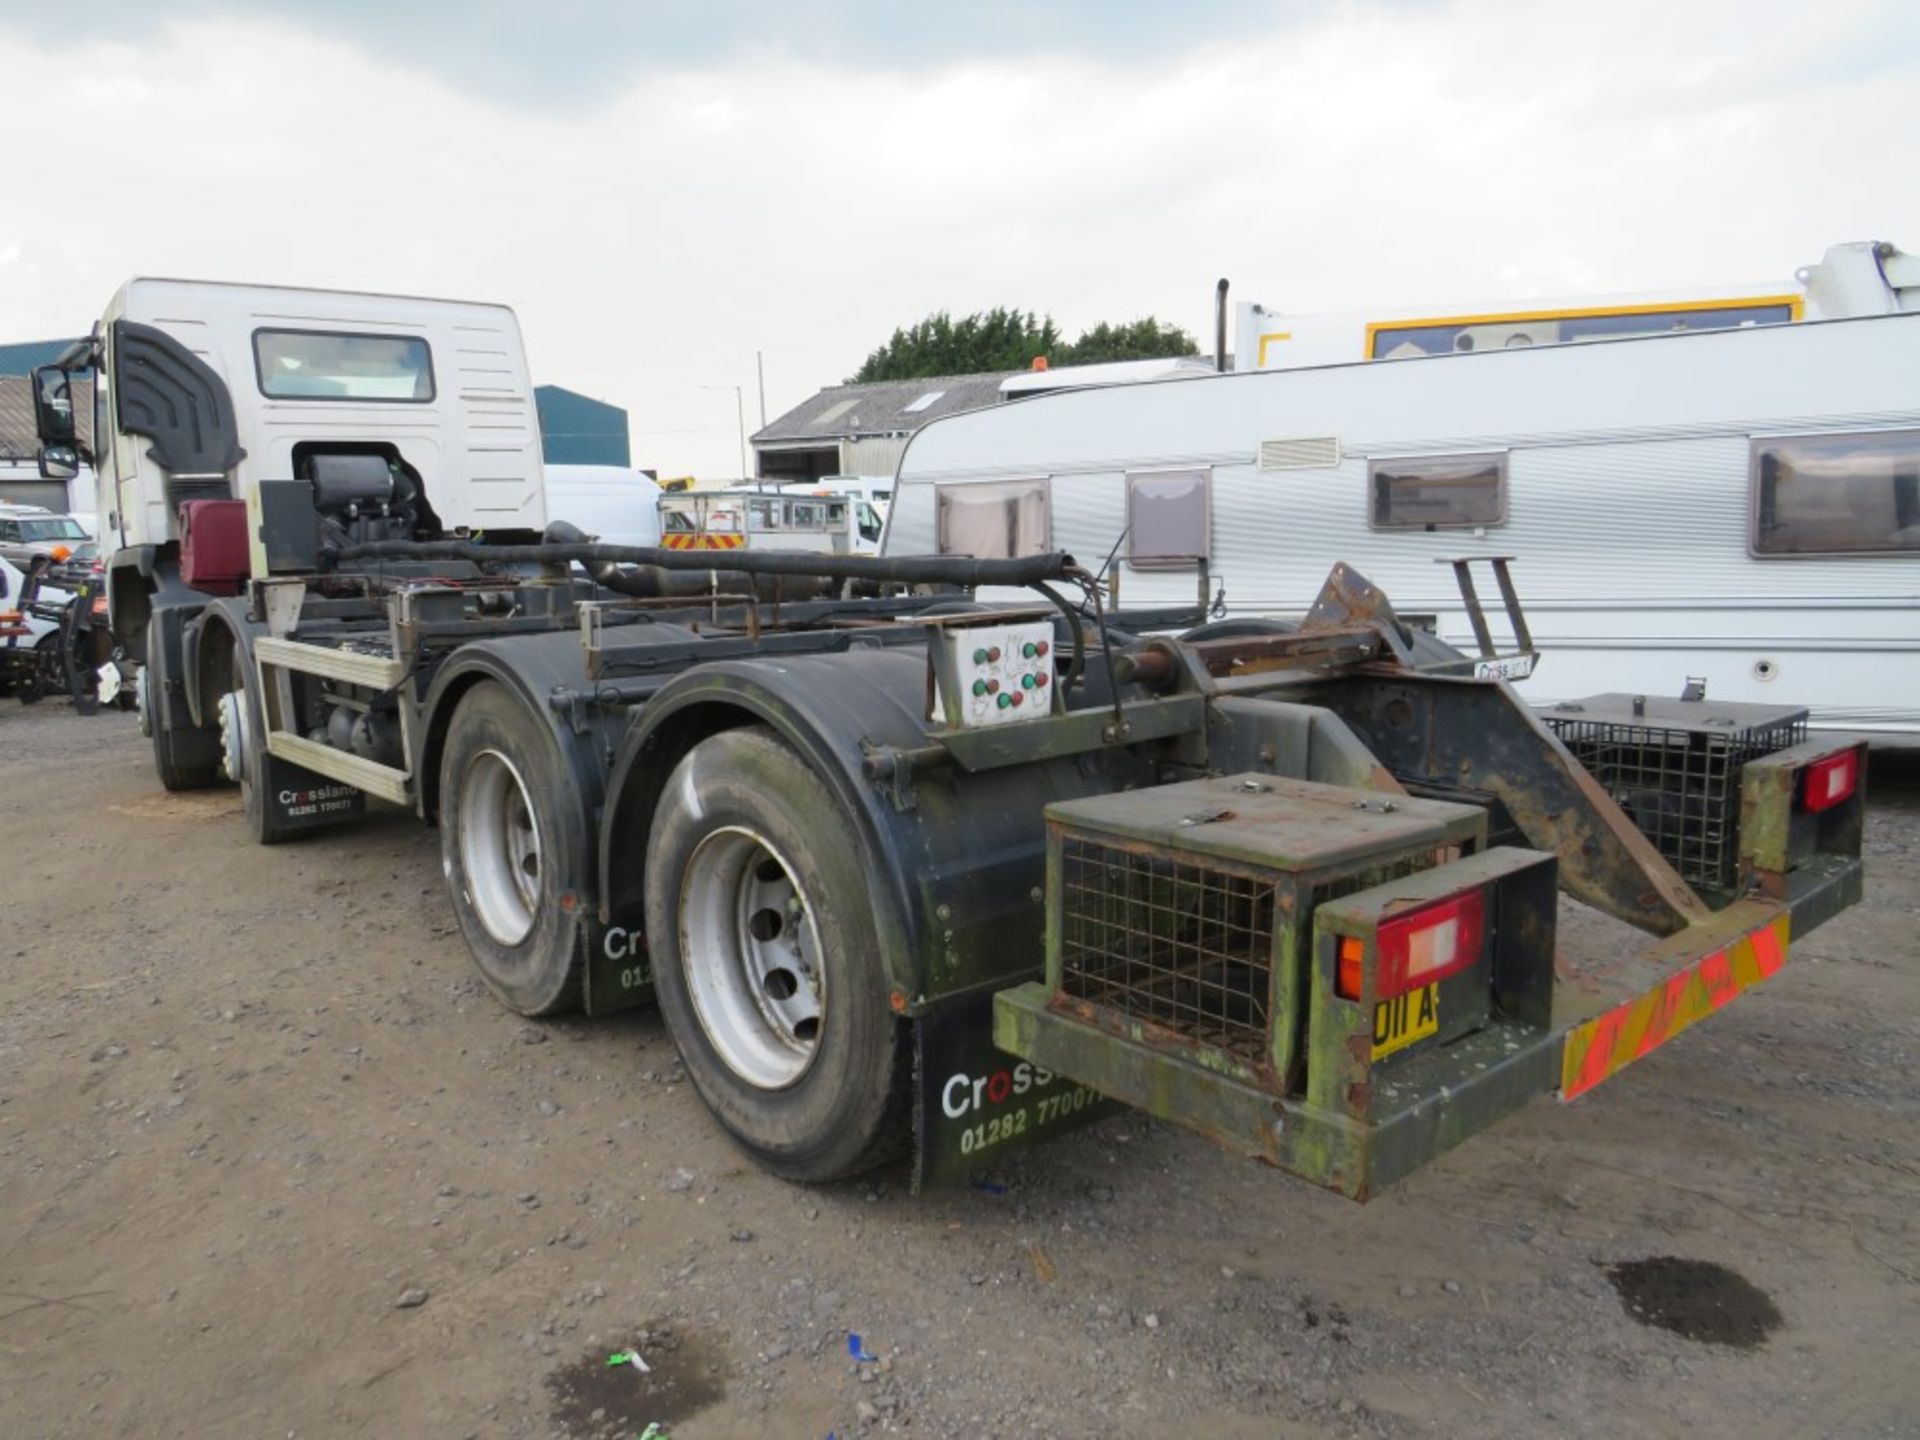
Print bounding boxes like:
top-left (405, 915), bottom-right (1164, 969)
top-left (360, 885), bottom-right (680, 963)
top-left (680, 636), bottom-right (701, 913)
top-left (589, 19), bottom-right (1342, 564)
top-left (1473, 653), bottom-right (1535, 682)
top-left (1372, 984), bottom-right (1439, 1059)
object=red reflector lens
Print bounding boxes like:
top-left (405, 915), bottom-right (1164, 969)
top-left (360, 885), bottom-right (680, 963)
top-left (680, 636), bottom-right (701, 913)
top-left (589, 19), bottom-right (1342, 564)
top-left (1802, 750), bottom-right (1858, 814)
top-left (1377, 890), bottom-right (1486, 998)
top-left (1336, 936), bottom-right (1365, 1000)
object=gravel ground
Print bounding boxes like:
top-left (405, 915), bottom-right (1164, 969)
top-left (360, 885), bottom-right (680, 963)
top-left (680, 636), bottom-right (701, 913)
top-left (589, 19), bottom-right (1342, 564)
top-left (1, 706), bottom-right (1915, 1439)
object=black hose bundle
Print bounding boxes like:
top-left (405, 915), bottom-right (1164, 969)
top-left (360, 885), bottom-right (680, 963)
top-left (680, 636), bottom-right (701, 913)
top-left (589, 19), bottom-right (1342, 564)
top-left (325, 527), bottom-right (1079, 590)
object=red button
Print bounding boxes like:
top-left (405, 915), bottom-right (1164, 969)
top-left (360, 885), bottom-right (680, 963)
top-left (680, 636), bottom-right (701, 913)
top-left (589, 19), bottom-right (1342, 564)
top-left (987, 678), bottom-right (1000, 693)
top-left (1035, 672), bottom-right (1049, 688)
top-left (1035, 640), bottom-right (1050, 657)
top-left (1010, 691), bottom-right (1024, 707)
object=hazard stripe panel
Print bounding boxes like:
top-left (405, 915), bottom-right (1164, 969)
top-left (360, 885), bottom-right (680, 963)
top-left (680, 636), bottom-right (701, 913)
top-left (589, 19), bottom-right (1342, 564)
top-left (1560, 911), bottom-right (1790, 1101)
top-left (660, 534), bottom-right (745, 550)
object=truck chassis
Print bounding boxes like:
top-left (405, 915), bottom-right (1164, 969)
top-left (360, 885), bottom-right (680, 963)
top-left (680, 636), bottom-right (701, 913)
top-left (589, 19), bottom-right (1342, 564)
top-left (139, 536), bottom-right (1865, 1197)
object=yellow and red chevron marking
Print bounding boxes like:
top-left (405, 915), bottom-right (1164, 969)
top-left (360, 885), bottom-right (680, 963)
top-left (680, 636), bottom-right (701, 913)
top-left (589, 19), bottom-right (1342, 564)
top-left (659, 533), bottom-right (745, 550)
top-left (1560, 911), bottom-right (1789, 1101)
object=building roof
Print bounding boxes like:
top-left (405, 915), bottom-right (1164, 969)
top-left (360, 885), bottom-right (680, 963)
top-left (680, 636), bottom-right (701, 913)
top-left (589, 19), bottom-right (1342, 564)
top-left (0, 375), bottom-right (94, 461)
top-left (752, 371), bottom-right (1016, 448)
top-left (0, 338), bottom-right (86, 377)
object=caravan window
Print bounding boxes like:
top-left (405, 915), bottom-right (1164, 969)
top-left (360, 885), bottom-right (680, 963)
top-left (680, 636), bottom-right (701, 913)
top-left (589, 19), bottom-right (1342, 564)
top-left (1127, 469), bottom-right (1210, 566)
top-left (253, 329), bottom-right (436, 402)
top-left (935, 479), bottom-right (1050, 559)
top-left (1369, 453), bottom-right (1506, 530)
top-left (1751, 430), bottom-right (1920, 556)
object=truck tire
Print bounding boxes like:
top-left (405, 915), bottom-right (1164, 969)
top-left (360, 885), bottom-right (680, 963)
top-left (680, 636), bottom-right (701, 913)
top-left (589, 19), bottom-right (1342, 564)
top-left (149, 667), bottom-right (221, 791)
top-left (644, 726), bottom-right (909, 1182)
top-left (221, 672), bottom-right (305, 847)
top-left (439, 683), bottom-right (584, 1017)
top-left (152, 730), bottom-right (219, 790)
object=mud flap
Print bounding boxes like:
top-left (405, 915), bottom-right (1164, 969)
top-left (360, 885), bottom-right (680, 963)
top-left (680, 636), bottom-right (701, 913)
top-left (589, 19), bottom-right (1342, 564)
top-left (913, 988), bottom-right (1118, 1191)
top-left (581, 909), bottom-right (655, 1015)
top-left (260, 748), bottom-right (366, 831)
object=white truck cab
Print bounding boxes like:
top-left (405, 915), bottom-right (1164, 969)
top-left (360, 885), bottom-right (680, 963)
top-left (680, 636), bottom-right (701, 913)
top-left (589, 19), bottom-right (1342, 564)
top-left (69, 278), bottom-right (546, 562)
top-left (26, 278), bottom-right (548, 777)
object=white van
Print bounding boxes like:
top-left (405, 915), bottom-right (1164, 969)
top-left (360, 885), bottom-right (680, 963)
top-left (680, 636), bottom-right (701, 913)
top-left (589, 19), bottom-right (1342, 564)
top-left (542, 465), bottom-right (663, 548)
top-left (781, 476), bottom-right (894, 521)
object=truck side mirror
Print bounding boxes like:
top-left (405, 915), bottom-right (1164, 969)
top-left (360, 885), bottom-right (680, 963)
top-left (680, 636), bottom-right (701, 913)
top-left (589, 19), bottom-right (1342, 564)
top-left (31, 366), bottom-right (76, 446)
top-left (38, 444), bottom-right (79, 482)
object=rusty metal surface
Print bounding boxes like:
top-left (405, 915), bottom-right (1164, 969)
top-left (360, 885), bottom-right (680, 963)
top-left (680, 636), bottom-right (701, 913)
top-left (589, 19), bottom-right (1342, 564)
top-left (1450, 561), bottom-right (1496, 657)
top-left (1737, 737), bottom-right (1867, 886)
top-left (1489, 558), bottom-right (1533, 653)
top-left (1042, 772), bottom-right (1483, 873)
top-left (1300, 562), bottom-right (1401, 635)
top-left (1302, 674), bottom-right (1710, 936)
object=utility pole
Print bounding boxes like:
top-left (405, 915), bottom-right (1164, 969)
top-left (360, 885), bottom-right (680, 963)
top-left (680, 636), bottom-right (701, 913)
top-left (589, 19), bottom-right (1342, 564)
top-left (756, 350), bottom-right (767, 429)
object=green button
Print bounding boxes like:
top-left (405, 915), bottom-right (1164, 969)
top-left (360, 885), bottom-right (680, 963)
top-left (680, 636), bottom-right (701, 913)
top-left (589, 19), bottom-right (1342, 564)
top-left (972, 647), bottom-right (989, 665)
top-left (1022, 642), bottom-right (1037, 659)
top-left (996, 693), bottom-right (1012, 709)
top-left (972, 679), bottom-right (988, 696)
top-left (1021, 673), bottom-right (1035, 689)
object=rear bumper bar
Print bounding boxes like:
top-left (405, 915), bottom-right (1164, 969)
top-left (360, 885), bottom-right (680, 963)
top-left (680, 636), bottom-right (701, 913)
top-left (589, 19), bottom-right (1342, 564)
top-left (996, 853), bottom-right (1860, 1200)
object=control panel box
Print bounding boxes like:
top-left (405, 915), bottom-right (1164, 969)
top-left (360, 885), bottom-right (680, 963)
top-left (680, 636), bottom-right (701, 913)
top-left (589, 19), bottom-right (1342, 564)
top-left (925, 614), bottom-right (1062, 729)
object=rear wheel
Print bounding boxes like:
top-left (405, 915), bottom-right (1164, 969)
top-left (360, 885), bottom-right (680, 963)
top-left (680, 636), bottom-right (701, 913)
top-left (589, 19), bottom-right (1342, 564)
top-left (645, 726), bottom-right (908, 1182)
top-left (219, 671), bottom-right (302, 845)
top-left (439, 683), bottom-right (583, 1016)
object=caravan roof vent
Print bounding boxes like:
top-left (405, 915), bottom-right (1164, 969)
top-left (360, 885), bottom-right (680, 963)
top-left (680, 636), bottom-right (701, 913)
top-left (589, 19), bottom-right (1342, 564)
top-left (1258, 435), bottom-right (1341, 471)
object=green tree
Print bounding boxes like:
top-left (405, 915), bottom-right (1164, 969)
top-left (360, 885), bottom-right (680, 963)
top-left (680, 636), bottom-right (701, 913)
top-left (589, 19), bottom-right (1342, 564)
top-left (851, 310), bottom-right (1199, 381)
top-left (852, 308), bottom-right (1062, 382)
top-left (1055, 316), bottom-right (1200, 366)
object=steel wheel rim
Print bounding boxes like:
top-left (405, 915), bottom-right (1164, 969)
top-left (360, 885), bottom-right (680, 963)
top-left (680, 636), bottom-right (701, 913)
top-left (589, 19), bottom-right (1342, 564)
top-left (679, 825), bottom-right (825, 1089)
top-left (459, 748), bottom-right (543, 947)
top-left (218, 689), bottom-right (248, 783)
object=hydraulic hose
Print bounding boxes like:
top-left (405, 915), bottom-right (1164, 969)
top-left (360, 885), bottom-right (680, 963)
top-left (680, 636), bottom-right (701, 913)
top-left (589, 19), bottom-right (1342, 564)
top-left (534, 521), bottom-right (809, 600)
top-left (325, 533), bottom-right (1079, 590)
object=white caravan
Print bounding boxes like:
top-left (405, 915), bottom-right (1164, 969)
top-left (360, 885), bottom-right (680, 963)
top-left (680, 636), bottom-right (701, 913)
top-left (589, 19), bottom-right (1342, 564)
top-left (887, 256), bottom-right (1920, 736)
top-left (1234, 238), bottom-right (1914, 371)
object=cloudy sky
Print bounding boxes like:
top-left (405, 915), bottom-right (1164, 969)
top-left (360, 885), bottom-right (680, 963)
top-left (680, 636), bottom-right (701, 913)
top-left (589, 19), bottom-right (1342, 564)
top-left (4, 0), bottom-right (1916, 478)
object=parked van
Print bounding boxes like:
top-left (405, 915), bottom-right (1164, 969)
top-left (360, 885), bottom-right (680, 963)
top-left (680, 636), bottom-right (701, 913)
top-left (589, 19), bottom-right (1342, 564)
top-left (541, 465), bottom-right (663, 548)
top-left (780, 475), bottom-right (895, 521)
top-left (663, 488), bottom-right (882, 555)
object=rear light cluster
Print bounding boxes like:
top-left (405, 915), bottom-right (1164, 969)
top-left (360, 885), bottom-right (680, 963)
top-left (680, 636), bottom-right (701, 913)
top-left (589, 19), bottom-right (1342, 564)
top-left (1336, 889), bottom-right (1487, 1001)
top-left (1800, 750), bottom-right (1858, 814)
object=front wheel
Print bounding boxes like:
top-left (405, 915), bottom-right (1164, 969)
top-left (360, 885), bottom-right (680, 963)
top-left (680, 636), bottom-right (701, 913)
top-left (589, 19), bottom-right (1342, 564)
top-left (438, 682), bottom-right (584, 1016)
top-left (148, 664), bottom-right (220, 791)
top-left (644, 726), bottom-right (909, 1182)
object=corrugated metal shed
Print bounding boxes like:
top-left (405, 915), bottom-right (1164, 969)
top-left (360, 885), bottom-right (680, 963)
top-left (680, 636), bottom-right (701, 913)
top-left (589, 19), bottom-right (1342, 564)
top-left (535, 384), bottom-right (631, 467)
top-left (0, 338), bottom-right (85, 376)
top-left (0, 375), bottom-right (94, 460)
